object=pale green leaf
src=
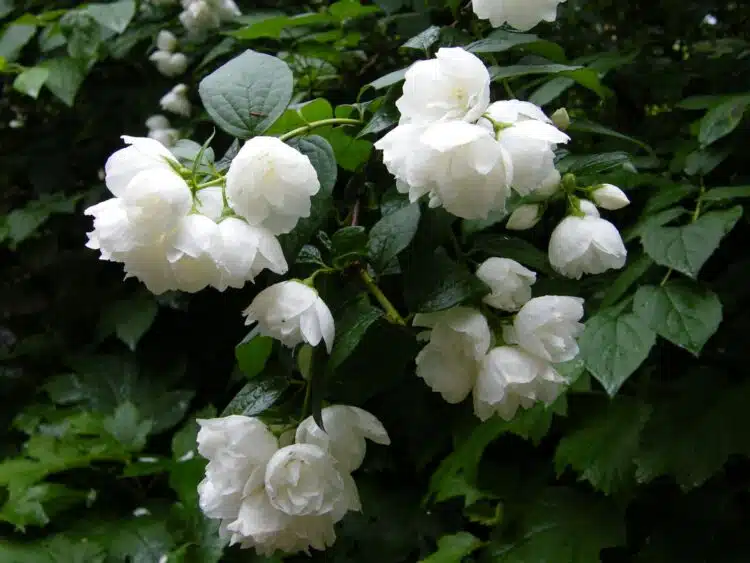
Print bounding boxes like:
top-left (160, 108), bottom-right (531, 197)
top-left (86, 0), bottom-right (136, 34)
top-left (420, 532), bottom-right (482, 563)
top-left (12, 66), bottom-right (48, 99)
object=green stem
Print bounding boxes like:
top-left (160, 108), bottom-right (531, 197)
top-left (279, 118), bottom-right (362, 142)
top-left (502, 79), bottom-right (515, 99)
top-left (359, 268), bottom-right (406, 326)
top-left (659, 268), bottom-right (673, 287)
top-left (195, 177), bottom-right (225, 190)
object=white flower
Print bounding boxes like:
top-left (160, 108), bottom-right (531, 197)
top-left (472, 0), bottom-right (567, 31)
top-left (195, 187), bottom-right (224, 221)
top-left (375, 121), bottom-right (512, 220)
top-left (506, 203), bottom-right (542, 231)
top-left (534, 168), bottom-right (561, 199)
top-left (156, 29), bottom-right (178, 52)
top-left (227, 444), bottom-right (359, 556)
top-left (473, 346), bottom-right (565, 421)
top-left (476, 258), bottom-right (536, 311)
top-left (168, 214), bottom-right (222, 293)
top-left (243, 281), bottom-right (335, 352)
top-left (214, 218), bottom-right (288, 290)
top-left (145, 114), bottom-right (171, 131)
top-left (396, 47), bottom-right (490, 125)
top-left (148, 127), bottom-right (180, 147)
top-left (225, 136), bottom-right (320, 235)
top-left (264, 444), bottom-right (360, 518)
top-left (296, 405), bottom-right (390, 473)
top-left (548, 210), bottom-right (627, 279)
top-left (591, 183), bottom-right (630, 210)
top-left (160, 84), bottom-right (191, 117)
top-left (482, 100), bottom-right (569, 196)
top-left (414, 307), bottom-right (491, 403)
top-left (150, 51), bottom-right (188, 77)
top-left (508, 295), bottom-right (584, 363)
top-left (179, 0), bottom-right (221, 33)
top-left (103, 135), bottom-right (179, 197)
top-left (196, 415), bottom-right (279, 520)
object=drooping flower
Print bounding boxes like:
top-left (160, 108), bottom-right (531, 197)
top-left (506, 203), bottom-right (542, 231)
top-left (160, 83), bottom-right (192, 117)
top-left (296, 405), bottom-right (390, 473)
top-left (413, 307), bottom-right (491, 403)
top-left (473, 346), bottom-right (565, 421)
top-left (243, 280), bottom-right (335, 352)
top-left (507, 295), bottom-right (584, 363)
top-left (471, 0), bottom-right (567, 31)
top-left (548, 205), bottom-right (627, 279)
top-left (476, 257), bottom-right (536, 311)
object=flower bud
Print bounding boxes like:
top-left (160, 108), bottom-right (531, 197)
top-left (156, 29), bottom-right (178, 52)
top-left (550, 108), bottom-right (570, 130)
top-left (591, 183), bottom-right (630, 210)
top-left (506, 203), bottom-right (542, 230)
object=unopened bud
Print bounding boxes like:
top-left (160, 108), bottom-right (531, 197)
top-left (591, 183), bottom-right (630, 210)
top-left (506, 204), bottom-right (542, 230)
top-left (550, 108), bottom-right (570, 130)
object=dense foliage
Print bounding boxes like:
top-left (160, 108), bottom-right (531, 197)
top-left (2, 0), bottom-right (750, 561)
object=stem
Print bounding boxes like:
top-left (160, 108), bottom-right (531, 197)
top-left (279, 118), bottom-right (362, 142)
top-left (502, 79), bottom-right (515, 99)
top-left (692, 184), bottom-right (706, 222)
top-left (659, 268), bottom-right (673, 287)
top-left (359, 268), bottom-right (406, 326)
top-left (195, 177), bottom-right (225, 190)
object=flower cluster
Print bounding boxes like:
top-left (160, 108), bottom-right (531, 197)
top-left (145, 114), bottom-right (179, 147)
top-left (375, 48), bottom-right (569, 220)
top-left (197, 406), bottom-right (389, 555)
top-left (179, 0), bottom-right (240, 36)
top-left (415, 257), bottom-right (583, 420)
top-left (84, 135), bottom-right (323, 294)
top-left (472, 0), bottom-right (567, 31)
top-left (149, 30), bottom-right (188, 77)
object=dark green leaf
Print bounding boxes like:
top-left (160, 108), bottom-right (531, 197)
top-left (701, 185), bottom-right (750, 202)
top-left (557, 151), bottom-right (632, 175)
top-left (279, 135), bottom-right (337, 260)
top-left (641, 206), bottom-right (743, 278)
top-left (633, 281), bottom-right (722, 355)
top-left (489, 488), bottom-right (625, 563)
top-left (369, 67), bottom-right (407, 90)
top-left (222, 376), bottom-right (289, 417)
top-left (358, 85), bottom-right (400, 138)
top-left (555, 397), bottom-right (652, 494)
top-left (698, 95), bottom-right (750, 146)
top-left (86, 0), bottom-right (135, 34)
top-left (103, 402), bottom-right (152, 451)
top-left (402, 25), bottom-right (441, 51)
top-left (420, 532), bottom-right (482, 563)
top-left (490, 63), bottom-right (581, 79)
top-left (100, 295), bottom-right (158, 351)
top-left (367, 202), bottom-right (421, 273)
top-left (599, 252), bottom-right (654, 309)
top-left (403, 247), bottom-right (488, 313)
top-left (40, 57), bottom-right (86, 106)
top-left (331, 226), bottom-right (367, 268)
top-left (579, 304), bottom-right (656, 396)
top-left (327, 296), bottom-right (382, 373)
top-left (235, 334), bottom-right (274, 379)
top-left (198, 49), bottom-right (293, 138)
top-left (229, 12), bottom-right (333, 40)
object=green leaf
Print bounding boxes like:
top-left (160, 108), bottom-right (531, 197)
top-left (700, 185), bottom-right (750, 202)
top-left (555, 397), bottom-right (652, 494)
top-left (403, 247), bottom-right (488, 313)
top-left (599, 252), bottom-right (653, 309)
top-left (567, 119), bottom-right (654, 154)
top-left (198, 49), bottom-right (293, 138)
top-left (633, 281), bottom-right (722, 355)
top-left (319, 128), bottom-right (372, 171)
top-left (229, 12), bottom-right (333, 40)
top-left (235, 334), bottom-right (273, 379)
top-left (86, 0), bottom-right (136, 34)
top-left (358, 85), bottom-right (400, 138)
top-left (641, 183), bottom-right (699, 215)
top-left (420, 532), bottom-right (482, 563)
top-left (0, 535), bottom-right (106, 563)
top-left (471, 234), bottom-right (554, 276)
top-left (369, 67), bottom-right (407, 90)
top-left (222, 376), bottom-right (289, 417)
top-left (489, 488), bottom-right (625, 563)
top-left (12, 66), bottom-right (48, 99)
top-left (328, 0), bottom-right (379, 20)
top-left (87, 517), bottom-right (176, 563)
top-left (490, 63), bottom-right (581, 79)
top-left (635, 372), bottom-right (750, 489)
top-left (557, 151), bottom-right (632, 175)
top-left (100, 295), bottom-right (158, 351)
top-left (264, 98), bottom-right (333, 135)
top-left (327, 296), bottom-right (383, 373)
top-left (279, 135), bottom-right (337, 260)
top-left (40, 57), bottom-right (86, 106)
top-left (402, 25), bottom-right (441, 51)
top-left (0, 23), bottom-right (36, 61)
top-left (641, 206), bottom-right (743, 278)
top-left (103, 402), bottom-right (152, 451)
top-left (367, 203), bottom-right (421, 273)
top-left (698, 95), bottom-right (750, 146)
top-left (579, 305), bottom-right (656, 396)
top-left (330, 226), bottom-right (368, 268)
